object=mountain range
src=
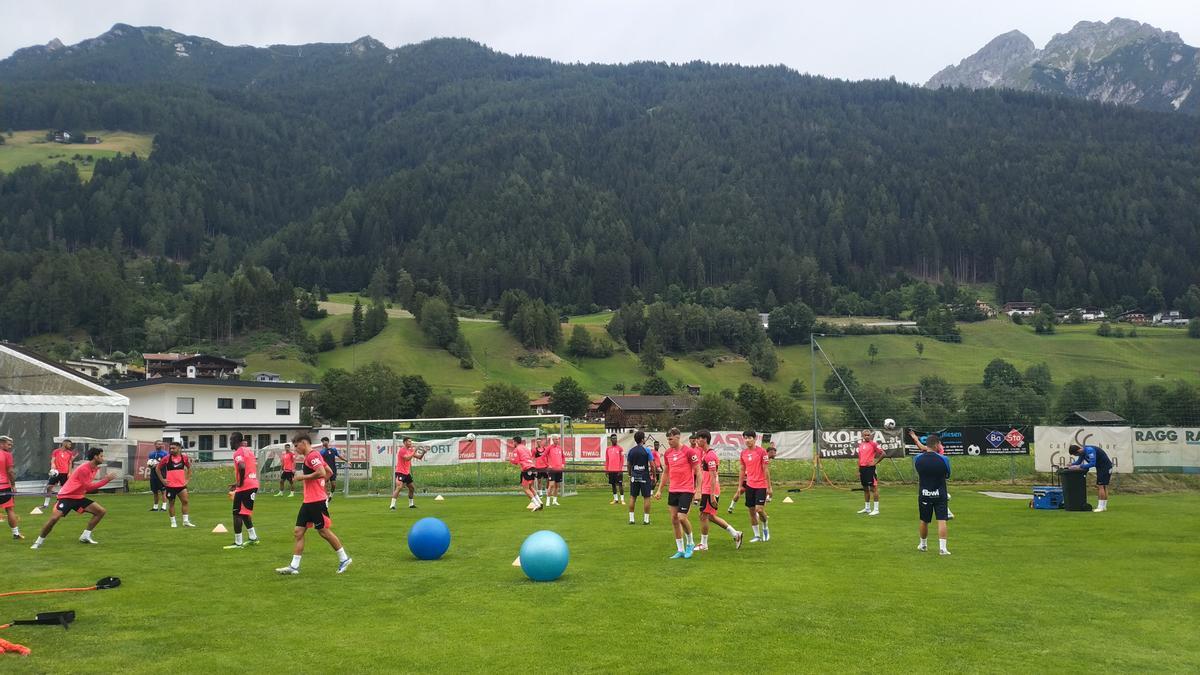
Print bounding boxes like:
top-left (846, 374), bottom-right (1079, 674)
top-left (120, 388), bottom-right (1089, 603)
top-left (926, 17), bottom-right (1199, 114)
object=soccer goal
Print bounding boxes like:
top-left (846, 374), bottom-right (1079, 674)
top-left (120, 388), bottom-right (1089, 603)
top-left (341, 414), bottom-right (575, 498)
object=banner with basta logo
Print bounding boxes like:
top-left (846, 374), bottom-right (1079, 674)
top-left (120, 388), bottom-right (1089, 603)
top-left (903, 426), bottom-right (1031, 456)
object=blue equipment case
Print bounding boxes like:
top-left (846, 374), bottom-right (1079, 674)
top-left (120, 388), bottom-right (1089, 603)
top-left (1032, 486), bottom-right (1063, 509)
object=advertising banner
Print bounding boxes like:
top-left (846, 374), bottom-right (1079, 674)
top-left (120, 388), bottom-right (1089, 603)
top-left (818, 429), bottom-right (904, 460)
top-left (1132, 427), bottom-right (1200, 474)
top-left (903, 426), bottom-right (1032, 456)
top-left (1034, 426), bottom-right (1133, 474)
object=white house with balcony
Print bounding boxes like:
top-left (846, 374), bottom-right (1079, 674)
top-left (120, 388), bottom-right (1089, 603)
top-left (109, 377), bottom-right (318, 458)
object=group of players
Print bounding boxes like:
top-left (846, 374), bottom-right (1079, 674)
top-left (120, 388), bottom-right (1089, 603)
top-left (0, 425), bottom-right (1117, 564)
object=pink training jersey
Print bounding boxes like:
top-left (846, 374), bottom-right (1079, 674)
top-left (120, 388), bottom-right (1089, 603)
top-left (534, 444), bottom-right (548, 470)
top-left (281, 451), bottom-right (296, 472)
top-left (700, 449), bottom-right (721, 496)
top-left (51, 448), bottom-right (75, 473)
top-left (857, 441), bottom-right (881, 467)
top-left (302, 450), bottom-right (328, 503)
top-left (665, 446), bottom-right (700, 493)
top-left (510, 443), bottom-right (535, 471)
top-left (58, 462), bottom-right (112, 500)
top-left (0, 449), bottom-right (12, 489)
top-left (546, 444), bottom-right (565, 471)
top-left (740, 447), bottom-right (769, 489)
top-left (605, 445), bottom-right (624, 472)
top-left (395, 446), bottom-right (415, 474)
top-left (233, 447), bottom-right (259, 491)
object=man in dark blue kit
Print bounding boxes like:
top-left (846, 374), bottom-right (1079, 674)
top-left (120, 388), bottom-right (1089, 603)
top-left (626, 431), bottom-right (653, 525)
top-left (1065, 444), bottom-right (1113, 512)
top-left (909, 430), bottom-right (951, 555)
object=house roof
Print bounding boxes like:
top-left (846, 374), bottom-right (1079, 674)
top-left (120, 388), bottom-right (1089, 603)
top-left (1, 341), bottom-right (106, 386)
top-left (529, 395), bottom-right (552, 407)
top-left (599, 395), bottom-right (696, 412)
top-left (143, 353), bottom-right (184, 361)
top-left (1067, 410), bottom-right (1127, 423)
top-left (110, 377), bottom-right (317, 391)
top-left (129, 415), bottom-right (167, 428)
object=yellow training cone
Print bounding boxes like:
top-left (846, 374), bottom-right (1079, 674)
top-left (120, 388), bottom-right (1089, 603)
top-left (212, 523), bottom-right (228, 533)
top-left (782, 496), bottom-right (795, 504)
top-left (512, 556), bottom-right (522, 567)
top-left (434, 495), bottom-right (445, 501)
top-left (30, 507), bottom-right (43, 515)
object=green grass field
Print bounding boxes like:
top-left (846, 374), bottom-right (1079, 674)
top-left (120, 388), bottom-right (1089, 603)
top-left (6, 487), bottom-right (1197, 673)
top-left (0, 130), bottom-right (155, 180)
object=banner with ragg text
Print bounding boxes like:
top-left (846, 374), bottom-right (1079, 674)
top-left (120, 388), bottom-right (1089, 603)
top-left (1132, 427), bottom-right (1200, 474)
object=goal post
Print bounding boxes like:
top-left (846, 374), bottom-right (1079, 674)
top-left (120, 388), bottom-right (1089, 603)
top-left (342, 414), bottom-right (574, 497)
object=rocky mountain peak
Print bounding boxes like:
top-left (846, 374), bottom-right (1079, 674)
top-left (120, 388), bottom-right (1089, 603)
top-left (925, 29), bottom-right (1036, 90)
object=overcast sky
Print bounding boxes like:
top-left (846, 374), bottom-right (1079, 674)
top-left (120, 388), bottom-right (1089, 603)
top-left (3, 1), bottom-right (1197, 83)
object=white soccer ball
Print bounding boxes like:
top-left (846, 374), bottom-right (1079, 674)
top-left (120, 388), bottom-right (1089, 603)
top-left (48, 469), bottom-right (59, 478)
top-left (883, 418), bottom-right (896, 430)
top-left (147, 459), bottom-right (158, 467)
top-left (466, 433), bottom-right (476, 442)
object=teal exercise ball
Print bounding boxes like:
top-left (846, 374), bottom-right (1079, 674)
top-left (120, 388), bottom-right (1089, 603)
top-left (519, 530), bottom-right (569, 581)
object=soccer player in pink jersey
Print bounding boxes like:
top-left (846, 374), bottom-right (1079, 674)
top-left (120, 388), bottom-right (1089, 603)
top-left (224, 433), bottom-right (261, 549)
top-left (737, 430), bottom-right (772, 542)
top-left (276, 434), bottom-right (352, 575)
top-left (694, 431), bottom-right (742, 551)
top-left (509, 436), bottom-right (543, 511)
top-left (533, 437), bottom-right (550, 503)
top-left (42, 439), bottom-right (76, 510)
top-left (390, 436), bottom-right (421, 510)
top-left (856, 429), bottom-right (884, 516)
top-left (30, 447), bottom-right (116, 548)
top-left (604, 434), bottom-right (625, 504)
top-left (276, 443), bottom-right (296, 496)
top-left (0, 435), bottom-right (22, 540)
top-left (545, 435), bottom-right (565, 506)
top-left (654, 428), bottom-right (702, 559)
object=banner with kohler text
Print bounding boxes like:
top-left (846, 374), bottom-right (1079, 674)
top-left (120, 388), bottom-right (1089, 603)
top-left (818, 429), bottom-right (904, 460)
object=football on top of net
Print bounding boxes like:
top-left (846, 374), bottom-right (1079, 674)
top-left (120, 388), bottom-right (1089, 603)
top-left (466, 433), bottom-right (476, 441)
top-left (883, 418), bottom-right (896, 430)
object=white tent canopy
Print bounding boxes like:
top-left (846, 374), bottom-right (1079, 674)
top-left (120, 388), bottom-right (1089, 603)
top-left (0, 343), bottom-right (129, 485)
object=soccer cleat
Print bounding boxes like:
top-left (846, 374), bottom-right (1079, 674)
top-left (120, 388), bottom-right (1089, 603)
top-left (390, 506), bottom-right (396, 511)
top-left (13, 533), bottom-right (24, 541)
top-left (734, 531), bottom-right (744, 549)
top-left (683, 544), bottom-right (695, 559)
top-left (336, 558), bottom-right (353, 574)
top-left (610, 498), bottom-right (618, 505)
top-left (693, 544), bottom-right (708, 552)
top-left (183, 521), bottom-right (196, 528)
top-left (727, 507), bottom-right (735, 514)
top-left (670, 551), bottom-right (685, 559)
top-left (869, 509), bottom-right (879, 517)
top-left (275, 565), bottom-right (300, 575)
top-left (223, 543), bottom-right (245, 550)
top-left (171, 521), bottom-right (178, 528)
top-left (408, 504), bottom-right (417, 509)
top-left (79, 537), bottom-right (98, 545)
top-left (763, 527), bottom-right (771, 541)
top-left (628, 520), bottom-right (636, 525)
top-left (288, 492), bottom-right (294, 497)
top-left (939, 549), bottom-right (952, 556)
top-left (149, 506), bottom-right (159, 511)
top-left (917, 544), bottom-right (928, 552)
top-left (534, 503), bottom-right (544, 512)
top-left (947, 511), bottom-right (955, 520)
top-left (31, 542), bottom-right (41, 549)
top-left (247, 538), bottom-right (260, 545)
top-left (749, 536), bottom-right (762, 543)
top-left (857, 507), bottom-right (871, 514)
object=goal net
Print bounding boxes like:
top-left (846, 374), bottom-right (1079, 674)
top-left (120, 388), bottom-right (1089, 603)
top-left (341, 414), bottom-right (575, 497)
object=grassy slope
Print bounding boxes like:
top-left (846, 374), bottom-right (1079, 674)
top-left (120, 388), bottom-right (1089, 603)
top-left (6, 489), bottom-right (1197, 673)
top-left (0, 130), bottom-right (155, 180)
top-left (244, 312), bottom-right (1200, 398)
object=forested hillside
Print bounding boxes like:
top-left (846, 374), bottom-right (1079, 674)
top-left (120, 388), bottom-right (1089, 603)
top-left (2, 24), bottom-right (1199, 353)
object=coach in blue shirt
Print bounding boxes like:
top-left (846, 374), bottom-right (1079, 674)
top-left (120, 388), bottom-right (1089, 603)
top-left (1065, 444), bottom-right (1113, 512)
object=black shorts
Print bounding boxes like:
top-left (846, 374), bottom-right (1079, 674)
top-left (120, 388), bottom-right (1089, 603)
top-left (296, 501), bottom-right (332, 529)
top-left (280, 471), bottom-right (295, 482)
top-left (859, 465), bottom-right (878, 489)
top-left (395, 472), bottom-right (413, 484)
top-left (0, 490), bottom-right (13, 509)
top-left (607, 471), bottom-right (623, 486)
top-left (918, 497), bottom-right (949, 523)
top-left (700, 494), bottom-right (720, 515)
top-left (150, 473), bottom-right (165, 491)
top-left (56, 498), bottom-right (94, 515)
top-left (667, 491), bottom-right (694, 513)
top-left (1096, 470), bottom-right (1111, 486)
top-left (548, 471), bottom-right (563, 484)
top-left (630, 481), bottom-right (652, 498)
top-left (521, 469), bottom-right (538, 484)
top-left (47, 473), bottom-right (68, 486)
top-left (233, 489), bottom-right (257, 516)
top-left (536, 470), bottom-right (549, 479)
top-left (744, 487), bottom-right (768, 508)
top-left (165, 486), bottom-right (187, 500)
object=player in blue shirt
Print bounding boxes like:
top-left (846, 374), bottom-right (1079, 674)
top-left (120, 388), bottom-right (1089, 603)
top-left (147, 440), bottom-right (170, 512)
top-left (1066, 444), bottom-right (1113, 512)
top-left (909, 430), bottom-right (951, 555)
top-left (319, 437), bottom-right (347, 501)
top-left (626, 431), bottom-right (653, 525)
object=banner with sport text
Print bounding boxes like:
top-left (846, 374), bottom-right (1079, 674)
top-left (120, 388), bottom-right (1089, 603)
top-left (362, 430), bottom-right (814, 468)
top-left (902, 426), bottom-right (1031, 456)
top-left (1034, 426), bottom-right (1133, 474)
top-left (1132, 428), bottom-right (1200, 474)
top-left (818, 429), bottom-right (904, 460)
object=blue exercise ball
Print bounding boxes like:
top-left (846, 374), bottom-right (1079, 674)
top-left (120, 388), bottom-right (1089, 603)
top-left (407, 517), bottom-right (451, 560)
top-left (519, 530), bottom-right (569, 582)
